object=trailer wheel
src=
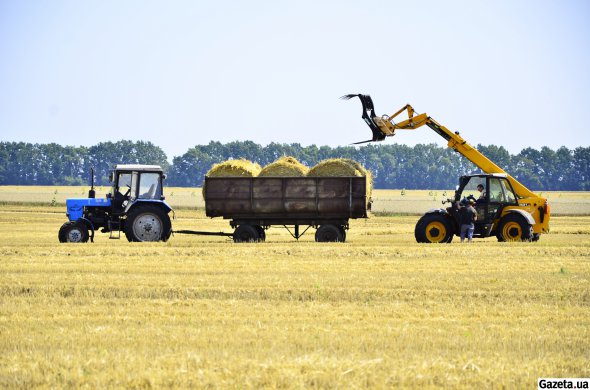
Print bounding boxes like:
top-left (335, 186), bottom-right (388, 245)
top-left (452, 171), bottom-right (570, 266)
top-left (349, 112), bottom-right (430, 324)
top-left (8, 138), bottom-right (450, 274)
top-left (124, 205), bottom-right (171, 242)
top-left (339, 226), bottom-right (347, 242)
top-left (58, 221), bottom-right (89, 243)
top-left (256, 226), bottom-right (266, 242)
top-left (496, 214), bottom-right (533, 242)
top-left (315, 225), bottom-right (344, 242)
top-left (415, 214), bottom-right (453, 243)
top-left (233, 225), bottom-right (261, 243)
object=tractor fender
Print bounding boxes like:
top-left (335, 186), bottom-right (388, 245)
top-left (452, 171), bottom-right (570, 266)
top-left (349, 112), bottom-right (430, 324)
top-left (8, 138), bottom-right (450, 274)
top-left (78, 217), bottom-right (95, 243)
top-left (503, 209), bottom-right (535, 225)
top-left (125, 199), bottom-right (173, 214)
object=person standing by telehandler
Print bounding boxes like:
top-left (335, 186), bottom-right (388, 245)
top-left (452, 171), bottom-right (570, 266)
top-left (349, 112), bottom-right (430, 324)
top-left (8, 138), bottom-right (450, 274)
top-left (459, 199), bottom-right (477, 243)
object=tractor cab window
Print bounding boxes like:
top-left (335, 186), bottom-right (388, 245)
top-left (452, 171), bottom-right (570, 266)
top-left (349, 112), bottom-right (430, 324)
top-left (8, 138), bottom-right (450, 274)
top-left (138, 173), bottom-right (162, 199)
top-left (116, 173), bottom-right (132, 198)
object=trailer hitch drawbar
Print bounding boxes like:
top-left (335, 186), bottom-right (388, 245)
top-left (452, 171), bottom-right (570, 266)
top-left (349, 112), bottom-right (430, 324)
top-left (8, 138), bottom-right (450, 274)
top-left (173, 230), bottom-right (234, 237)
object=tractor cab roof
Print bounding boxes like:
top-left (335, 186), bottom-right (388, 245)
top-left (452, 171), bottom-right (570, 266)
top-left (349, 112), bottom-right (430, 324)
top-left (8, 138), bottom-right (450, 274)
top-left (113, 164), bottom-right (163, 173)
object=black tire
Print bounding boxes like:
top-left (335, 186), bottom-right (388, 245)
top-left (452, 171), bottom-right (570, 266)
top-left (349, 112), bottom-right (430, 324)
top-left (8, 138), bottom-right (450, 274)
top-left (414, 214), bottom-right (454, 243)
top-left (496, 214), bottom-right (533, 242)
top-left (315, 224), bottom-right (344, 242)
top-left (532, 233), bottom-right (541, 242)
top-left (339, 226), bottom-right (347, 243)
top-left (233, 224), bottom-right (261, 243)
top-left (255, 226), bottom-right (266, 242)
top-left (58, 221), bottom-right (89, 243)
top-left (124, 205), bottom-right (172, 242)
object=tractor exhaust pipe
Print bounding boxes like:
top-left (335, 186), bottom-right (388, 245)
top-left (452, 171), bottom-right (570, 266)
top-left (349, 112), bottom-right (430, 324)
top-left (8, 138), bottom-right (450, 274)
top-left (88, 167), bottom-right (96, 198)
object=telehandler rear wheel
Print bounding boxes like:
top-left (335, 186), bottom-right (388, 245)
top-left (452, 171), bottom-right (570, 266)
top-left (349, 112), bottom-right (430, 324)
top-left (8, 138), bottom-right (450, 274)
top-left (58, 221), bottom-right (89, 243)
top-left (415, 214), bottom-right (454, 243)
top-left (124, 205), bottom-right (171, 242)
top-left (496, 214), bottom-right (532, 242)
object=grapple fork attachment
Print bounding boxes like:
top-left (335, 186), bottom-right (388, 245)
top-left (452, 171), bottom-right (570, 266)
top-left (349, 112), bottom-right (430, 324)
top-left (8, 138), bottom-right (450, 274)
top-left (341, 94), bottom-right (387, 143)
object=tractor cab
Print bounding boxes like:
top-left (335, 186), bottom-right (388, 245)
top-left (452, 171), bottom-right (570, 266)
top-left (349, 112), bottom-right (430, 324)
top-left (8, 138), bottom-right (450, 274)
top-left (452, 173), bottom-right (519, 237)
top-left (108, 165), bottom-right (165, 213)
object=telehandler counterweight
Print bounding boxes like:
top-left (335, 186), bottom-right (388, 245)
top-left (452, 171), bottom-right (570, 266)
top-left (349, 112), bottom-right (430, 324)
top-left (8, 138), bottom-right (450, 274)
top-left (343, 94), bottom-right (550, 242)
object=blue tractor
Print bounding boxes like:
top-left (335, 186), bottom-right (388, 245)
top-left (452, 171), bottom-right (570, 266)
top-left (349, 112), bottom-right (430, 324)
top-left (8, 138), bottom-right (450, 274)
top-left (58, 165), bottom-right (172, 243)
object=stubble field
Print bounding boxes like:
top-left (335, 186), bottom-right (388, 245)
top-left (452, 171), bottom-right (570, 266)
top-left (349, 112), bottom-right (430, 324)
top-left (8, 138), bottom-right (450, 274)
top-left (0, 187), bottom-right (589, 388)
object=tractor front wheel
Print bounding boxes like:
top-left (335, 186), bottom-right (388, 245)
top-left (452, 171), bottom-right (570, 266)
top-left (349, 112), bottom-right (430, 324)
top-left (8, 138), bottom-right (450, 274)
top-left (58, 221), bottom-right (89, 243)
top-left (415, 214), bottom-right (454, 243)
top-left (496, 214), bottom-right (533, 242)
top-left (124, 205), bottom-right (172, 242)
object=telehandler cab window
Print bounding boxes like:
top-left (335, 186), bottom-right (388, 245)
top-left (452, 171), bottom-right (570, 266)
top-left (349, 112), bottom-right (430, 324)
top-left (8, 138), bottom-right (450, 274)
top-left (489, 178), bottom-right (517, 204)
top-left (461, 177), bottom-right (485, 201)
top-left (138, 173), bottom-right (162, 199)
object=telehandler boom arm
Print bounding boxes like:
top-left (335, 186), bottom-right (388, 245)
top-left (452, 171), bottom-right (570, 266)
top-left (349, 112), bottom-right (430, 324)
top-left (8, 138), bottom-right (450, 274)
top-left (342, 94), bottom-right (536, 199)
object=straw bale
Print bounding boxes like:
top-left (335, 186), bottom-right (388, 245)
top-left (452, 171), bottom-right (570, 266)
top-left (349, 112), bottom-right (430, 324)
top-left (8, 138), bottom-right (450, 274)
top-left (206, 159), bottom-right (261, 177)
top-left (203, 159), bottom-right (261, 199)
top-left (307, 158), bottom-right (373, 199)
top-left (258, 156), bottom-right (309, 177)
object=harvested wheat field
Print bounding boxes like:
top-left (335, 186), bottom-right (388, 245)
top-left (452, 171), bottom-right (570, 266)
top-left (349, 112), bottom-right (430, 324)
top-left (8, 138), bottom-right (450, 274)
top-left (0, 188), bottom-right (589, 388)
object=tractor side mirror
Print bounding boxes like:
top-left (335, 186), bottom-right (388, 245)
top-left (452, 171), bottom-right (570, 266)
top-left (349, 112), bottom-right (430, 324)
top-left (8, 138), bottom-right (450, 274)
top-left (162, 174), bottom-right (167, 180)
top-left (109, 172), bottom-right (114, 183)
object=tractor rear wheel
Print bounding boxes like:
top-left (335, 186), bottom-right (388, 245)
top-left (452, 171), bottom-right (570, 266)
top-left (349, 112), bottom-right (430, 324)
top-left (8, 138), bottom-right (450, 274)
top-left (124, 205), bottom-right (171, 242)
top-left (233, 224), bottom-right (261, 243)
top-left (315, 224), bottom-right (344, 242)
top-left (415, 214), bottom-right (454, 243)
top-left (496, 214), bottom-right (533, 242)
top-left (58, 221), bottom-right (89, 243)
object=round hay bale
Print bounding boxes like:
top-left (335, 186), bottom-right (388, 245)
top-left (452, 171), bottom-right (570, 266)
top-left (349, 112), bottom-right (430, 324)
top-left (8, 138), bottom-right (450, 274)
top-left (307, 158), bottom-right (362, 177)
top-left (203, 159), bottom-right (261, 199)
top-left (339, 158), bottom-right (373, 199)
top-left (206, 159), bottom-right (261, 177)
top-left (259, 156), bottom-right (309, 177)
top-left (307, 158), bottom-right (373, 200)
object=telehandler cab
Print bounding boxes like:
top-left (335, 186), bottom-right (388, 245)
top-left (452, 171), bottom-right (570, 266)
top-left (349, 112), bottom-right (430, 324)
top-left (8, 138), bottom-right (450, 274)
top-left (58, 165), bottom-right (172, 243)
top-left (343, 94), bottom-right (550, 242)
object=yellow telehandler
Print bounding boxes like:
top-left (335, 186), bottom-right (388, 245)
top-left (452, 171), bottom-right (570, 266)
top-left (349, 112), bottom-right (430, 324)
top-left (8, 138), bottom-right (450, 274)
top-left (343, 94), bottom-right (550, 242)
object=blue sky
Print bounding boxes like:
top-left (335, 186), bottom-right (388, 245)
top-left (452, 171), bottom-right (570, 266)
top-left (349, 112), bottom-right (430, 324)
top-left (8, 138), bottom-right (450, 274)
top-left (1, 0), bottom-right (589, 160)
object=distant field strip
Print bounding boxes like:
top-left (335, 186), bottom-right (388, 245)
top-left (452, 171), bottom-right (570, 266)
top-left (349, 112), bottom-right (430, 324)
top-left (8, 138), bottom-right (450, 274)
top-left (1, 186), bottom-right (589, 215)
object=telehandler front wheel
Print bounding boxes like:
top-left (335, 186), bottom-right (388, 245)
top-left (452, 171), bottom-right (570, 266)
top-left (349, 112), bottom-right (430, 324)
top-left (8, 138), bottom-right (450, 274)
top-left (415, 214), bottom-right (454, 243)
top-left (58, 221), bottom-right (89, 243)
top-left (496, 214), bottom-right (533, 242)
top-left (124, 205), bottom-right (172, 242)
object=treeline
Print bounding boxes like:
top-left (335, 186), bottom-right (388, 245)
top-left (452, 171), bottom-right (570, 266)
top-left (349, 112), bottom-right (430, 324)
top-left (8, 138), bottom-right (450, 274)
top-left (1, 140), bottom-right (589, 190)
